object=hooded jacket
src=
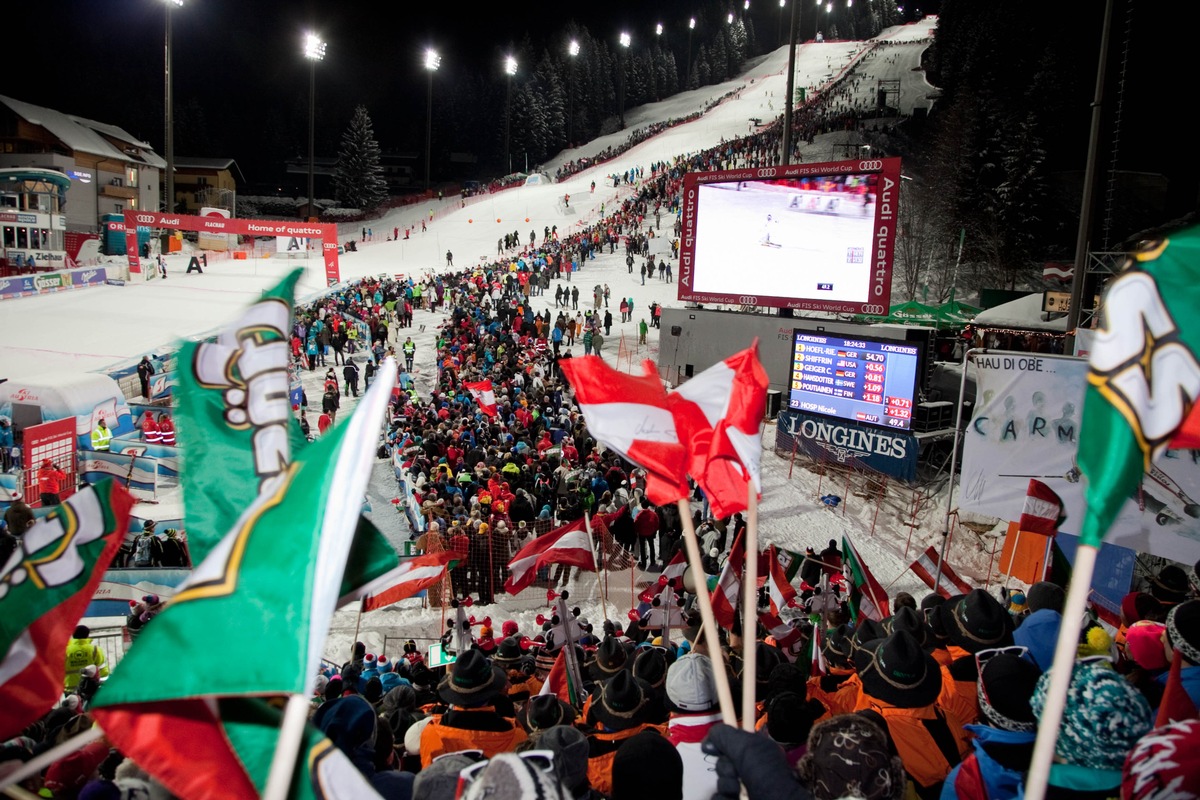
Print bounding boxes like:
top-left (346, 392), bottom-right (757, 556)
top-left (940, 724), bottom-right (1035, 800)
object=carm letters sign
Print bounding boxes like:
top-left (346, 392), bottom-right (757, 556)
top-left (959, 352), bottom-right (1200, 564)
top-left (122, 211), bottom-right (341, 286)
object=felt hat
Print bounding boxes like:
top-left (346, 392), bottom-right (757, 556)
top-left (1121, 719), bottom-right (1200, 800)
top-left (411, 748), bottom-right (474, 798)
top-left (588, 635), bottom-right (628, 681)
top-left (491, 636), bottom-right (525, 669)
top-left (822, 624), bottom-right (855, 668)
top-left (1166, 599), bottom-right (1200, 664)
top-left (665, 653), bottom-right (718, 714)
top-left (1032, 659), bottom-right (1153, 770)
top-left (797, 713), bottom-right (906, 800)
top-left (977, 652), bottom-right (1041, 732)
top-left (884, 606), bottom-right (936, 650)
top-left (632, 646), bottom-right (669, 690)
top-left (855, 630), bottom-right (942, 709)
top-left (533, 725), bottom-right (590, 796)
top-left (592, 671), bottom-right (652, 731)
top-left (517, 693), bottom-right (577, 733)
top-left (610, 730), bottom-right (682, 800)
top-left (1027, 581), bottom-right (1067, 613)
top-left (936, 589), bottom-right (1014, 654)
top-left (1150, 565), bottom-right (1190, 608)
top-left (437, 649), bottom-right (507, 706)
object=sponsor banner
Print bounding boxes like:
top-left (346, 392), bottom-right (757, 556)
top-left (276, 235), bottom-right (316, 254)
top-left (79, 451), bottom-right (159, 492)
top-left (87, 568), bottom-right (192, 617)
top-left (776, 408), bottom-right (917, 482)
top-left (959, 352), bottom-right (1200, 564)
top-left (110, 440), bottom-right (180, 479)
top-left (392, 449), bottom-right (426, 534)
top-left (121, 210), bottom-right (342, 284)
top-left (0, 266), bottom-right (107, 300)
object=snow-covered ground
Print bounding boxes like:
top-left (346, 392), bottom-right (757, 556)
top-left (1, 21), bottom-right (968, 661)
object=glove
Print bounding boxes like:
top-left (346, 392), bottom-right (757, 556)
top-left (702, 723), bottom-right (813, 800)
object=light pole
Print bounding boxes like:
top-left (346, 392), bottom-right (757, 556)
top-left (424, 48), bottom-right (440, 191)
top-left (686, 17), bottom-right (696, 89)
top-left (568, 40), bottom-right (579, 146)
top-left (304, 32), bottom-right (326, 220)
top-left (778, 0), bottom-right (786, 47)
top-left (618, 32), bottom-right (630, 129)
top-left (162, 0), bottom-right (182, 214)
top-left (504, 55), bottom-right (517, 175)
top-left (654, 24), bottom-right (664, 100)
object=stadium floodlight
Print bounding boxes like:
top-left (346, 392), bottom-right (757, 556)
top-left (304, 33), bottom-right (326, 221)
top-left (568, 41), bottom-right (580, 144)
top-left (504, 56), bottom-right (518, 173)
top-left (618, 33), bottom-right (631, 128)
top-left (162, 0), bottom-right (184, 213)
top-left (728, 12), bottom-right (734, 23)
top-left (424, 49), bottom-right (440, 190)
top-left (656, 23), bottom-right (663, 36)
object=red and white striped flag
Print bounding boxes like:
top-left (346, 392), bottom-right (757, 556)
top-left (710, 530), bottom-right (746, 629)
top-left (661, 548), bottom-right (688, 585)
top-left (464, 380), bottom-right (498, 417)
top-left (765, 545), bottom-right (798, 616)
top-left (1042, 262), bottom-right (1073, 281)
top-left (353, 552), bottom-right (459, 611)
top-left (559, 356), bottom-right (689, 506)
top-left (1019, 479), bottom-right (1065, 535)
top-left (811, 625), bottom-right (827, 677)
top-left (667, 341), bottom-right (768, 518)
top-left (504, 519), bottom-right (595, 595)
top-left (910, 546), bottom-right (973, 598)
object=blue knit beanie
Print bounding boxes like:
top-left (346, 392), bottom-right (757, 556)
top-left (1031, 659), bottom-right (1153, 770)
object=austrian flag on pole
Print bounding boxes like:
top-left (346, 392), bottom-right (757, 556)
top-left (464, 380), bottom-right (498, 417)
top-left (559, 356), bottom-right (689, 506)
top-left (667, 340), bottom-right (769, 518)
top-left (505, 519), bottom-right (595, 595)
top-left (1019, 479), bottom-right (1066, 535)
top-left (343, 551), bottom-right (459, 611)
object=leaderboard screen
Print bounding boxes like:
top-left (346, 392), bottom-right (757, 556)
top-left (788, 330), bottom-right (921, 430)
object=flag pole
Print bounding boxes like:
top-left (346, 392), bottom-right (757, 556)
top-left (937, 347), bottom-right (985, 583)
top-left (1023, 545), bottom-right (1095, 800)
top-left (584, 511), bottom-right (610, 620)
top-left (263, 693), bottom-right (311, 800)
top-left (0, 727), bottom-right (104, 792)
top-left (741, 486), bottom-right (760, 731)
top-left (351, 600), bottom-right (365, 657)
top-left (678, 499), bottom-right (738, 727)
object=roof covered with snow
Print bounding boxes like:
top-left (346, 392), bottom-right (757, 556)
top-left (0, 94), bottom-right (163, 168)
top-left (973, 292), bottom-right (1067, 331)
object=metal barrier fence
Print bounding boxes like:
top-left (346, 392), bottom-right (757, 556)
top-left (88, 627), bottom-right (129, 670)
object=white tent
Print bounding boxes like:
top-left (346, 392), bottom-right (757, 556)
top-left (524, 172), bottom-right (551, 186)
top-left (973, 292), bottom-right (1067, 331)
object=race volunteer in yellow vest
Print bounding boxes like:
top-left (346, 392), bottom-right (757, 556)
top-left (91, 417), bottom-right (112, 451)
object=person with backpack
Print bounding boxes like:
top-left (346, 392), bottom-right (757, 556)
top-left (132, 520), bottom-right (159, 568)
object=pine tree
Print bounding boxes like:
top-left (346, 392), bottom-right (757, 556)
top-left (334, 105), bottom-right (388, 212)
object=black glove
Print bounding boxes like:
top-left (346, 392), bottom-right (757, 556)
top-left (702, 723), bottom-right (813, 800)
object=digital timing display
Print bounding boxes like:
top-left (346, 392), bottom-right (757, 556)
top-left (788, 331), bottom-right (921, 430)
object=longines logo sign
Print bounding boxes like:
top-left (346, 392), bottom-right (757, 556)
top-left (779, 410), bottom-right (916, 482)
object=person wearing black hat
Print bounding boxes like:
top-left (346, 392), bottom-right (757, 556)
top-left (1161, 598), bottom-right (1200, 711)
top-left (933, 589), bottom-right (1014, 727)
top-left (1151, 564), bottom-right (1191, 610)
top-left (493, 636), bottom-right (541, 702)
top-left (631, 647), bottom-right (671, 724)
top-left (518, 693), bottom-right (578, 735)
top-left (610, 729), bottom-right (681, 800)
top-left (418, 649), bottom-right (526, 766)
top-left (585, 671), bottom-right (660, 797)
top-left (943, 652), bottom-right (1041, 800)
top-left (855, 629), bottom-right (970, 795)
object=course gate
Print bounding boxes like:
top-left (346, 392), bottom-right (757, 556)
top-left (122, 211), bottom-right (341, 286)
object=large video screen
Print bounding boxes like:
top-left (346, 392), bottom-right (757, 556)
top-left (787, 329), bottom-right (921, 430)
top-left (677, 158), bottom-right (901, 314)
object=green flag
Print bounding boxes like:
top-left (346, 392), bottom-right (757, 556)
top-left (1077, 225), bottom-right (1200, 547)
top-left (91, 361), bottom-right (399, 800)
top-left (0, 480), bottom-right (135, 739)
top-left (172, 269), bottom-right (397, 594)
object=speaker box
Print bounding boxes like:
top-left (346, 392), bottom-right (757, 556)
top-left (670, 325), bottom-right (682, 336)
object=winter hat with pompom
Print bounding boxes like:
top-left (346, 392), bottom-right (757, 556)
top-left (1031, 658), bottom-right (1153, 770)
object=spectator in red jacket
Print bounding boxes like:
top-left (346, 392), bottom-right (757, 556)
top-left (37, 459), bottom-right (67, 507)
top-left (633, 498), bottom-right (660, 568)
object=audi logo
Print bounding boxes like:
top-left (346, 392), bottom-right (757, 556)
top-left (756, 168), bottom-right (777, 178)
top-left (860, 304), bottom-right (886, 315)
top-left (738, 295), bottom-right (759, 305)
top-left (858, 160), bottom-right (884, 171)
top-left (135, 214), bottom-right (156, 224)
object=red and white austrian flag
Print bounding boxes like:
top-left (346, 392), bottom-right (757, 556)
top-left (464, 380), bottom-right (498, 417)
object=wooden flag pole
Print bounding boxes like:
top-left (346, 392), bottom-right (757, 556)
top-left (741, 486), bottom-right (760, 731)
top-left (584, 511), bottom-right (610, 621)
top-left (1023, 545), bottom-right (1098, 800)
top-left (678, 499), bottom-right (739, 727)
top-left (263, 693), bottom-right (311, 800)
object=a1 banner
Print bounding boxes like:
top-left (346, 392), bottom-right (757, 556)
top-left (958, 352), bottom-right (1200, 565)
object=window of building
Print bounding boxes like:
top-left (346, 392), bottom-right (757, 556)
top-left (16, 228), bottom-right (28, 248)
top-left (3, 226), bottom-right (14, 248)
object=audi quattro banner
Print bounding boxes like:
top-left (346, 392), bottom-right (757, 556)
top-left (677, 157), bottom-right (901, 315)
top-left (776, 408), bottom-right (918, 482)
top-left (959, 352), bottom-right (1200, 564)
top-left (121, 210), bottom-right (341, 285)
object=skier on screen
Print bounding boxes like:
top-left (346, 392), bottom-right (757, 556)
top-left (759, 214), bottom-right (781, 248)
